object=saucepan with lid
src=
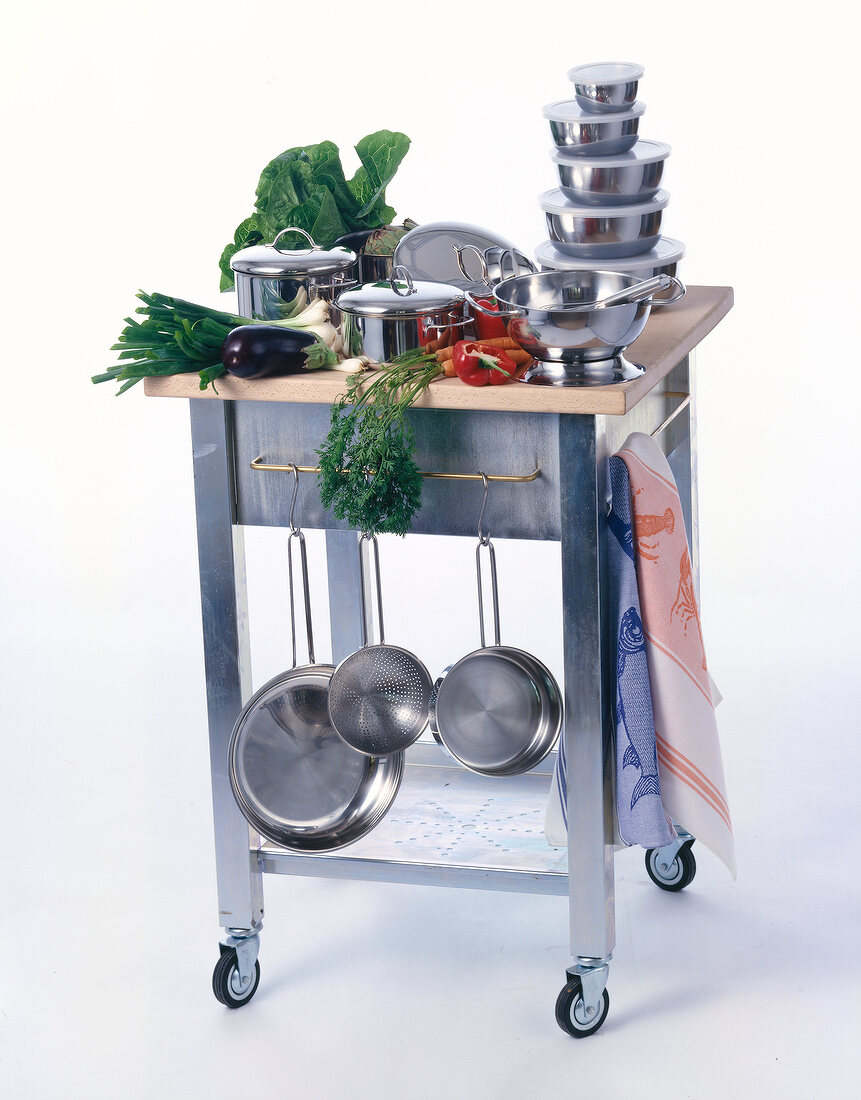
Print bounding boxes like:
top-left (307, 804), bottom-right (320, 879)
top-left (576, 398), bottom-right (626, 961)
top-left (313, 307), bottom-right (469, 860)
top-left (230, 227), bottom-right (358, 324)
top-left (336, 266), bottom-right (470, 363)
top-left (228, 468), bottom-right (403, 852)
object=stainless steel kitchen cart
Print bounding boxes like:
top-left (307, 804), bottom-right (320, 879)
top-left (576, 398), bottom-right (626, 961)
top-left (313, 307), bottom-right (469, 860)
top-left (145, 285), bottom-right (732, 1035)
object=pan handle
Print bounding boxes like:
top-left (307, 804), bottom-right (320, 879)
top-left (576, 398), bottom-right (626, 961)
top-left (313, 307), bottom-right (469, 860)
top-left (475, 473), bottom-right (501, 648)
top-left (357, 532), bottom-right (385, 647)
top-left (285, 466), bottom-right (315, 667)
top-left (463, 289), bottom-right (520, 319)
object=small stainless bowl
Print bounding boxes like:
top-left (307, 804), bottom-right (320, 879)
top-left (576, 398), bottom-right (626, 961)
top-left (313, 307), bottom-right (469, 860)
top-left (567, 61), bottom-right (644, 113)
top-left (543, 99), bottom-right (644, 155)
top-left (540, 188), bottom-right (669, 259)
top-left (534, 237), bottom-right (685, 305)
top-left (552, 140), bottom-right (670, 206)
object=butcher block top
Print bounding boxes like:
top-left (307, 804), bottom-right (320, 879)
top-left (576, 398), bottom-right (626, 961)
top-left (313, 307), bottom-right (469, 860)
top-left (143, 285), bottom-right (732, 416)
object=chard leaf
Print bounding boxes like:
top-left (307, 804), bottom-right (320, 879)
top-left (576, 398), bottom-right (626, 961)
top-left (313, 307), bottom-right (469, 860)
top-left (219, 214), bottom-right (266, 291)
top-left (350, 130), bottom-right (410, 219)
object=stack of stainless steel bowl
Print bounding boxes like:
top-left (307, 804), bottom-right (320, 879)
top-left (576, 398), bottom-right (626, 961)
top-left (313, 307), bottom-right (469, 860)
top-left (536, 63), bottom-right (685, 302)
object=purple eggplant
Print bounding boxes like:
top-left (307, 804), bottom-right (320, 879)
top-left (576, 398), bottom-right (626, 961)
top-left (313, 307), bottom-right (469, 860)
top-left (222, 325), bottom-right (317, 379)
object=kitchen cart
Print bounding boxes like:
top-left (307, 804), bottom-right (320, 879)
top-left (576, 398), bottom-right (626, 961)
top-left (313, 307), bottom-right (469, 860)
top-left (145, 284), bottom-right (732, 1036)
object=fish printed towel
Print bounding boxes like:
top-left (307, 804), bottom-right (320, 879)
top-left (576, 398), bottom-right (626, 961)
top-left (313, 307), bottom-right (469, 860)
top-left (545, 432), bottom-right (735, 879)
top-left (607, 455), bottom-right (676, 849)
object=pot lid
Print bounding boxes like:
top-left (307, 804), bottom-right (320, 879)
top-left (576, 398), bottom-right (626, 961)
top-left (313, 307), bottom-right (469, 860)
top-left (336, 267), bottom-right (465, 317)
top-left (550, 139), bottom-right (670, 167)
top-left (567, 61), bottom-right (644, 85)
top-left (542, 99), bottom-right (645, 123)
top-left (540, 187), bottom-right (669, 216)
top-left (534, 236), bottom-right (685, 271)
top-left (231, 226), bottom-right (357, 276)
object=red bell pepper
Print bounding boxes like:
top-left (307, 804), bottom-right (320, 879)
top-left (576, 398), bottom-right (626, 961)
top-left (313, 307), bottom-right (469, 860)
top-left (452, 340), bottom-right (518, 386)
top-left (472, 297), bottom-right (509, 341)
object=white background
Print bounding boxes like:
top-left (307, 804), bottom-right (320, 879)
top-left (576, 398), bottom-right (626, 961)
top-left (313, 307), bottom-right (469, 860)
top-left (2, 2), bottom-right (860, 1096)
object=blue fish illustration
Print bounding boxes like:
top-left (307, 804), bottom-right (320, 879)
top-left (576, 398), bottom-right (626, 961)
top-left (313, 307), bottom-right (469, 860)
top-left (617, 607), bottom-right (661, 809)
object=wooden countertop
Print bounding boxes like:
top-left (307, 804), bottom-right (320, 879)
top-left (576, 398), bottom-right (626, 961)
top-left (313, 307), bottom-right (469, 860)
top-left (143, 284), bottom-right (733, 415)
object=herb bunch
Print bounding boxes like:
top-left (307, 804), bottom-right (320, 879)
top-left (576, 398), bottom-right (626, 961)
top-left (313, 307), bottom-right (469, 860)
top-left (317, 351), bottom-right (442, 536)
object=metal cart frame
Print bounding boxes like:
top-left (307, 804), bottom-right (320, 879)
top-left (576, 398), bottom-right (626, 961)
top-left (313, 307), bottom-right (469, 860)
top-left (186, 348), bottom-right (702, 1032)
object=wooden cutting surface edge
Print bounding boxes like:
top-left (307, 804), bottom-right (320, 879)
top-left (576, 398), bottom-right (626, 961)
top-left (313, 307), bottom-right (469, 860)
top-left (143, 285), bottom-right (733, 416)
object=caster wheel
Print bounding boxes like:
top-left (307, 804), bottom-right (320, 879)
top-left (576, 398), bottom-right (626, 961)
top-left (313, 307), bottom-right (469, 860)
top-left (212, 949), bottom-right (260, 1008)
top-left (645, 840), bottom-right (696, 892)
top-left (555, 978), bottom-right (610, 1038)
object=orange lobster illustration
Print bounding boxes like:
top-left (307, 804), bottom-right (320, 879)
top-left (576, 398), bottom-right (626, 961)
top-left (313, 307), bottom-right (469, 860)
top-left (671, 549), bottom-right (707, 670)
top-left (633, 507), bottom-right (674, 561)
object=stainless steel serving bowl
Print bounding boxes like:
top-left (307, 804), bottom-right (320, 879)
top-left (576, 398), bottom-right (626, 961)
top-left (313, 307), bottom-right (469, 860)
top-left (552, 140), bottom-right (670, 206)
top-left (567, 61), bottom-right (644, 113)
top-left (540, 188), bottom-right (669, 259)
top-left (471, 269), bottom-right (683, 367)
top-left (543, 99), bottom-right (644, 155)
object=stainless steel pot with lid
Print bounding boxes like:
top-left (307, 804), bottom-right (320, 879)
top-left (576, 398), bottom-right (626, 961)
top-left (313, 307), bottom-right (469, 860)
top-left (336, 266), bottom-right (469, 363)
top-left (230, 226), bottom-right (358, 322)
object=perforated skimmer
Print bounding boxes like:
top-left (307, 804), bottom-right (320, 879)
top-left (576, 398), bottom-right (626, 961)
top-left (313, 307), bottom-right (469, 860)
top-left (328, 533), bottom-right (432, 756)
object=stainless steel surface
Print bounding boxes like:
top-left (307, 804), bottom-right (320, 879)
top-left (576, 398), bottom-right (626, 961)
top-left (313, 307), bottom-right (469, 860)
top-left (232, 228), bottom-right (358, 323)
top-left (483, 270), bottom-right (658, 370)
top-left (234, 402), bottom-right (561, 540)
top-left (534, 236), bottom-right (685, 305)
top-left (541, 188), bottom-right (669, 259)
top-left (328, 534), bottom-right (433, 756)
top-left (257, 761), bottom-right (569, 893)
top-left (543, 99), bottom-right (644, 155)
top-left (189, 399), bottom-right (264, 931)
top-left (392, 221), bottom-right (535, 294)
top-left (337, 272), bottom-right (468, 363)
top-left (567, 61), bottom-right (644, 113)
top-left (552, 140), bottom-right (669, 205)
top-left (521, 356), bottom-right (645, 386)
top-left (229, 471), bottom-right (404, 852)
top-left (650, 390), bottom-right (691, 437)
top-left (433, 484), bottom-right (562, 777)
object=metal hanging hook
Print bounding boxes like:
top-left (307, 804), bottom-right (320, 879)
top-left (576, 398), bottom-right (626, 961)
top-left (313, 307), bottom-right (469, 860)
top-left (287, 463), bottom-right (301, 534)
top-left (477, 472), bottom-right (491, 545)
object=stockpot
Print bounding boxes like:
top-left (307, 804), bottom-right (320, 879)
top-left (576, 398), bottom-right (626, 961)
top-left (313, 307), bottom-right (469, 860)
top-left (336, 267), bottom-right (469, 363)
top-left (230, 227), bottom-right (358, 324)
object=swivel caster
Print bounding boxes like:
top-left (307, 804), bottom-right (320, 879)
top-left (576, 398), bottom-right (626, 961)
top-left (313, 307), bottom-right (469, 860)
top-left (555, 976), bottom-right (610, 1037)
top-left (645, 839), bottom-right (696, 892)
top-left (212, 946), bottom-right (260, 1008)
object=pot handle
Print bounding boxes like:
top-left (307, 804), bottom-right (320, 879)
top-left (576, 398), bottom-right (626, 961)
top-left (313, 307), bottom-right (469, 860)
top-left (357, 531), bottom-right (386, 647)
top-left (271, 226), bottom-right (319, 254)
top-left (497, 247), bottom-right (537, 280)
top-left (475, 474), bottom-right (501, 648)
top-left (285, 466), bottom-right (315, 668)
top-left (390, 265), bottom-right (417, 296)
top-left (594, 274), bottom-right (686, 309)
top-left (454, 244), bottom-right (492, 290)
top-left (463, 288), bottom-right (520, 319)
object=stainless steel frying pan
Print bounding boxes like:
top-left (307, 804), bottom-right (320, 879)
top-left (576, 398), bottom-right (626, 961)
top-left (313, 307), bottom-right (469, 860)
top-left (228, 468), bottom-right (403, 852)
top-left (432, 476), bottom-right (562, 776)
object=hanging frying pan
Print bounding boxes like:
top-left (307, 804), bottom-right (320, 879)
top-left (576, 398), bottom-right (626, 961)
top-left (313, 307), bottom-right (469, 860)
top-left (431, 475), bottom-right (562, 776)
top-left (228, 468), bottom-right (403, 852)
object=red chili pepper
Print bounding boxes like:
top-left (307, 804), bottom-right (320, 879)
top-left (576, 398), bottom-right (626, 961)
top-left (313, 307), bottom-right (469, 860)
top-left (473, 297), bottom-right (509, 341)
top-left (452, 340), bottom-right (518, 387)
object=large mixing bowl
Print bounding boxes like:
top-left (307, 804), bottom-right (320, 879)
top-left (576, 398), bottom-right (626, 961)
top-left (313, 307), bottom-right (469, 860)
top-left (541, 188), bottom-right (669, 259)
top-left (467, 270), bottom-right (683, 370)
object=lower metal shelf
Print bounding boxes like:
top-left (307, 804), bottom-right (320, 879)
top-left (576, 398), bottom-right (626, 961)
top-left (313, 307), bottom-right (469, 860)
top-left (256, 757), bottom-right (569, 896)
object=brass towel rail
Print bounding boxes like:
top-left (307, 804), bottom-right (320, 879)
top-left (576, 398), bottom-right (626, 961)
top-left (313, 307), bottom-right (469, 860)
top-left (250, 457), bottom-right (541, 483)
top-left (650, 391), bottom-right (691, 439)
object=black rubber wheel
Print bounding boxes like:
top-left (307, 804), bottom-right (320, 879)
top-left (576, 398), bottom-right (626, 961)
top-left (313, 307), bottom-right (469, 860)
top-left (645, 840), bottom-right (696, 892)
top-left (212, 949), bottom-right (260, 1008)
top-left (555, 977), bottom-right (610, 1038)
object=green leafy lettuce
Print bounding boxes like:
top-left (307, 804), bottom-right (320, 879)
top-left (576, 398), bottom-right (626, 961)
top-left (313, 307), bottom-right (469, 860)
top-left (219, 131), bottom-right (411, 291)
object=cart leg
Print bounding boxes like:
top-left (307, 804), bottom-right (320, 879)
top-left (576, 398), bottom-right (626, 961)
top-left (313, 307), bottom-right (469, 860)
top-left (557, 414), bottom-right (615, 1034)
top-left (664, 352), bottom-right (700, 590)
top-left (325, 528), bottom-right (366, 662)
top-left (190, 399), bottom-right (264, 937)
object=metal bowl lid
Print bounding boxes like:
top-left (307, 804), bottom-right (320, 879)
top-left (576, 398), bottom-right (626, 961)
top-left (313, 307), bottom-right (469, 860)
top-left (540, 187), bottom-right (669, 216)
top-left (567, 61), bottom-right (644, 85)
top-left (336, 267), bottom-right (465, 317)
top-left (542, 99), bottom-right (645, 123)
top-left (534, 236), bottom-right (685, 271)
top-left (550, 139), bottom-right (670, 167)
top-left (231, 227), bottom-right (357, 277)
